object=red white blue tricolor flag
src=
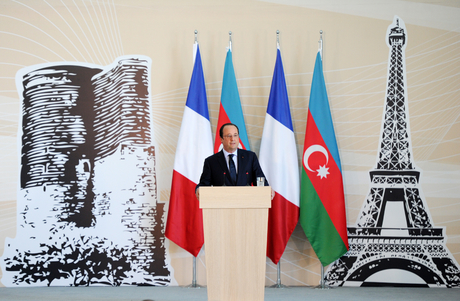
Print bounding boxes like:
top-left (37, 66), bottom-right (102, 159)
top-left (300, 51), bottom-right (348, 266)
top-left (165, 43), bottom-right (213, 257)
top-left (214, 48), bottom-right (250, 152)
top-left (259, 46), bottom-right (300, 265)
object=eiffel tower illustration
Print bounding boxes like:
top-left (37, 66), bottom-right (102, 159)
top-left (324, 16), bottom-right (460, 288)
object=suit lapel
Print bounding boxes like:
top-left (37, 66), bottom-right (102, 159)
top-left (236, 150), bottom-right (247, 185)
top-left (217, 151), bottom-right (231, 183)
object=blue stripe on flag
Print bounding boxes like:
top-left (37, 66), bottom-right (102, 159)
top-left (266, 49), bottom-right (293, 131)
top-left (309, 51), bottom-right (342, 172)
top-left (221, 49), bottom-right (250, 150)
top-left (186, 45), bottom-right (209, 120)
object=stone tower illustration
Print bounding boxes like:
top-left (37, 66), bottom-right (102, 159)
top-left (324, 16), bottom-right (460, 287)
top-left (1, 57), bottom-right (170, 286)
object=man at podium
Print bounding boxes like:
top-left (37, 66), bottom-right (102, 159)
top-left (196, 123), bottom-right (268, 199)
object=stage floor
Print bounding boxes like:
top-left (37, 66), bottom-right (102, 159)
top-left (0, 286), bottom-right (459, 301)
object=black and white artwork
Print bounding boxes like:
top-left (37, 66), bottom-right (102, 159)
top-left (325, 16), bottom-right (460, 288)
top-left (0, 56), bottom-right (171, 286)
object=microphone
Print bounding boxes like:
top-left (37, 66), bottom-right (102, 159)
top-left (223, 172), bottom-right (226, 186)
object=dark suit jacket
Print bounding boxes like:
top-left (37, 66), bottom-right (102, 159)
top-left (196, 149), bottom-right (268, 189)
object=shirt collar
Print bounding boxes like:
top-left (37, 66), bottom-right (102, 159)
top-left (223, 148), bottom-right (238, 158)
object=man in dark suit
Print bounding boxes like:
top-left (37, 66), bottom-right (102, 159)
top-left (195, 123), bottom-right (268, 199)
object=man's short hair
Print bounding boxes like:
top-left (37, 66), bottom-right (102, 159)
top-left (219, 123), bottom-right (239, 138)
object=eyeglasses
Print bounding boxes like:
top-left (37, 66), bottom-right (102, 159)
top-left (223, 134), bottom-right (239, 139)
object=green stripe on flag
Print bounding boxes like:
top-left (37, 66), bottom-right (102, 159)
top-left (300, 168), bottom-right (348, 266)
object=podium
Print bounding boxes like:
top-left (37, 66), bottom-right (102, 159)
top-left (199, 186), bottom-right (271, 301)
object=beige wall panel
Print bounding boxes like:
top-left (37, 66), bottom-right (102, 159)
top-left (0, 0), bottom-right (458, 287)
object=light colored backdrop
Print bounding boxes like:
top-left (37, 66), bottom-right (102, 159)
top-left (0, 0), bottom-right (459, 286)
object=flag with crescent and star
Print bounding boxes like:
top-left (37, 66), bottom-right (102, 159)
top-left (259, 46), bottom-right (299, 265)
top-left (300, 51), bottom-right (349, 267)
top-left (214, 48), bottom-right (250, 153)
top-left (165, 43), bottom-right (213, 257)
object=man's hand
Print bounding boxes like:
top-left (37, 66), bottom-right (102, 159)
top-left (271, 188), bottom-right (275, 200)
top-left (195, 188), bottom-right (200, 200)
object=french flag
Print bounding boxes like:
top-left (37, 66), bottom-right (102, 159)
top-left (259, 46), bottom-right (300, 265)
top-left (165, 43), bottom-right (213, 257)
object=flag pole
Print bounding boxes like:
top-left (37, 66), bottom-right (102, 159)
top-left (275, 29), bottom-right (284, 290)
top-left (314, 264), bottom-right (331, 289)
top-left (314, 30), bottom-right (330, 291)
top-left (228, 31), bottom-right (232, 51)
top-left (318, 30), bottom-right (323, 59)
top-left (187, 254), bottom-right (203, 288)
top-left (270, 261), bottom-right (287, 288)
top-left (315, 30), bottom-right (330, 291)
top-left (193, 30), bottom-right (201, 290)
top-left (276, 261), bottom-right (282, 288)
top-left (276, 29), bottom-right (280, 48)
top-left (193, 30), bottom-right (199, 62)
top-left (192, 256), bottom-right (197, 287)
top-left (321, 264), bottom-right (327, 289)
top-left (318, 29), bottom-right (327, 291)
top-left (185, 30), bottom-right (204, 289)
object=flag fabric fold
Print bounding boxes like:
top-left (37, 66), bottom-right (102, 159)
top-left (165, 44), bottom-right (213, 257)
top-left (259, 47), bottom-right (300, 265)
top-left (300, 51), bottom-right (349, 267)
top-left (214, 49), bottom-right (250, 152)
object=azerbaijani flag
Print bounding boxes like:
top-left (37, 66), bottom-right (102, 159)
top-left (165, 43), bottom-right (213, 257)
top-left (214, 48), bottom-right (250, 152)
top-left (300, 51), bottom-right (348, 267)
top-left (259, 47), bottom-right (299, 265)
